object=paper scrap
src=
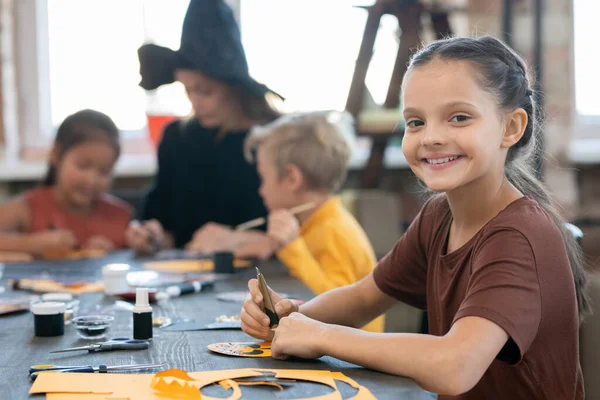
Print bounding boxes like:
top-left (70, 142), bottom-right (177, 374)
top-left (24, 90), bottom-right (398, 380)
top-left (144, 259), bottom-right (251, 273)
top-left (12, 278), bottom-right (103, 294)
top-left (0, 250), bottom-right (33, 263)
top-left (207, 342), bottom-right (271, 357)
top-left (43, 249), bottom-right (107, 261)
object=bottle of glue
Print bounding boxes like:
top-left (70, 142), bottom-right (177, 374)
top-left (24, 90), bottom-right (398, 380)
top-left (133, 288), bottom-right (153, 340)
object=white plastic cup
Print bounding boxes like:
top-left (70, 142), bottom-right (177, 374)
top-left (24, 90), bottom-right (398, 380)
top-left (102, 264), bottom-right (131, 295)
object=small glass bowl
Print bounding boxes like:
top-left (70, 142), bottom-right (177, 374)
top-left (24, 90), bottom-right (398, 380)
top-left (72, 315), bottom-right (114, 339)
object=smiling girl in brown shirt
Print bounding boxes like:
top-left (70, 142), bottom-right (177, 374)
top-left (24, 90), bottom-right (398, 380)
top-left (240, 36), bottom-right (589, 400)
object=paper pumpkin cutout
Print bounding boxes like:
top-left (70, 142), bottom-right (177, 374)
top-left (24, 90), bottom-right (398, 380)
top-left (32, 368), bottom-right (377, 400)
top-left (150, 369), bottom-right (200, 399)
top-left (144, 259), bottom-right (252, 273)
top-left (208, 342), bottom-right (272, 357)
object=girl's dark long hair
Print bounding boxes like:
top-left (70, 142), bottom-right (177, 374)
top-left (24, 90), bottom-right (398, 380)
top-left (44, 109), bottom-right (120, 186)
top-left (407, 36), bottom-right (590, 319)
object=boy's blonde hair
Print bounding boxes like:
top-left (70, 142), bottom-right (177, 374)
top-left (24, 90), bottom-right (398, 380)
top-left (245, 111), bottom-right (356, 192)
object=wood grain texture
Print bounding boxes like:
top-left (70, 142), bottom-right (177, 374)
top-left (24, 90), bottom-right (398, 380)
top-left (0, 251), bottom-right (431, 399)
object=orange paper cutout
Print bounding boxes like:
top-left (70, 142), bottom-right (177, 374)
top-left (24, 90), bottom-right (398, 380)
top-left (207, 342), bottom-right (272, 357)
top-left (331, 372), bottom-right (377, 399)
top-left (13, 278), bottom-right (104, 294)
top-left (144, 259), bottom-right (251, 273)
top-left (0, 251), bottom-right (33, 263)
top-left (220, 379), bottom-right (284, 391)
top-left (217, 379), bottom-right (242, 399)
top-left (33, 368), bottom-right (377, 400)
top-left (150, 369), bottom-right (201, 399)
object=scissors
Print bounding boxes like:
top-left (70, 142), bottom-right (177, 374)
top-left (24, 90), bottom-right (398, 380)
top-left (29, 362), bottom-right (167, 381)
top-left (49, 337), bottom-right (149, 354)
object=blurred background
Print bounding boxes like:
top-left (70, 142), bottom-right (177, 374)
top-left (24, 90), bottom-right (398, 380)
top-left (0, 0), bottom-right (597, 258)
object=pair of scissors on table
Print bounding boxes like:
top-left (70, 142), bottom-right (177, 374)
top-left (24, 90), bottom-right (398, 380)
top-left (50, 337), bottom-right (149, 354)
top-left (29, 362), bottom-right (167, 381)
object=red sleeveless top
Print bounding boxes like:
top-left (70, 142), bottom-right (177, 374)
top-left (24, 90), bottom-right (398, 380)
top-left (25, 187), bottom-right (132, 249)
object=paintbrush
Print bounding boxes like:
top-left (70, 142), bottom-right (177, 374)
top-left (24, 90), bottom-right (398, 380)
top-left (255, 267), bottom-right (279, 328)
top-left (235, 202), bottom-right (315, 232)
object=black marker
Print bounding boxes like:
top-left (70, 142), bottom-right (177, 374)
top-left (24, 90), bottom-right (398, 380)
top-left (164, 280), bottom-right (214, 297)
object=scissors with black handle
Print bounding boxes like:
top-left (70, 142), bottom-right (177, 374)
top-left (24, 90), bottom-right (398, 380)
top-left (29, 362), bottom-right (166, 380)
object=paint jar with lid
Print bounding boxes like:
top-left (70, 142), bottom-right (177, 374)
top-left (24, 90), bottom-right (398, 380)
top-left (31, 302), bottom-right (66, 337)
top-left (102, 264), bottom-right (131, 295)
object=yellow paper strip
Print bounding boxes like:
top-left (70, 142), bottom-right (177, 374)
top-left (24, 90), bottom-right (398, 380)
top-left (144, 259), bottom-right (251, 273)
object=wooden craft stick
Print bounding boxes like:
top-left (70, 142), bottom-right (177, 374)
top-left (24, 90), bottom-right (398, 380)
top-left (235, 202), bottom-right (315, 231)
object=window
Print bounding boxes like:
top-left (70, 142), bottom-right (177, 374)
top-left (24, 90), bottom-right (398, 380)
top-left (12, 0), bottom-right (400, 165)
top-left (241, 0), bottom-right (398, 112)
top-left (573, 0), bottom-right (600, 138)
top-left (17, 0), bottom-right (193, 152)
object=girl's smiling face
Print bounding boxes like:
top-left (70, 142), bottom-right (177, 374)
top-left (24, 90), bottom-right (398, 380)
top-left (401, 59), bottom-right (509, 194)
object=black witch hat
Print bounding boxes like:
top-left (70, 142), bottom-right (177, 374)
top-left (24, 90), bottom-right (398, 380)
top-left (138, 0), bottom-right (281, 99)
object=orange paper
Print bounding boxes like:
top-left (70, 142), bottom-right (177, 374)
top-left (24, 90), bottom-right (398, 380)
top-left (33, 368), bottom-right (377, 400)
top-left (150, 369), bottom-right (201, 399)
top-left (13, 278), bottom-right (104, 294)
top-left (207, 342), bottom-right (272, 357)
top-left (0, 251), bottom-right (33, 262)
top-left (144, 259), bottom-right (251, 273)
top-left (43, 249), bottom-right (107, 261)
top-left (331, 372), bottom-right (377, 399)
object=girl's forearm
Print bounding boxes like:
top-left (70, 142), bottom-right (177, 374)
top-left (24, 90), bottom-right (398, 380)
top-left (300, 277), bottom-right (394, 328)
top-left (319, 325), bottom-right (466, 395)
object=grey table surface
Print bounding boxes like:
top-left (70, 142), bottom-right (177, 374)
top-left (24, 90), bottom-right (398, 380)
top-left (0, 251), bottom-right (432, 399)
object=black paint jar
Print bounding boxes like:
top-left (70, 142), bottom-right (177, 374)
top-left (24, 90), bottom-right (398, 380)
top-left (214, 252), bottom-right (234, 274)
top-left (31, 302), bottom-right (65, 337)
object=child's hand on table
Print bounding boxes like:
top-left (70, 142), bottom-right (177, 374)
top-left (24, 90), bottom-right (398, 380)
top-left (29, 229), bottom-right (76, 255)
top-left (267, 210), bottom-right (300, 250)
top-left (185, 222), bottom-right (235, 253)
top-left (241, 278), bottom-right (299, 341)
top-left (82, 235), bottom-right (115, 251)
top-left (126, 219), bottom-right (165, 254)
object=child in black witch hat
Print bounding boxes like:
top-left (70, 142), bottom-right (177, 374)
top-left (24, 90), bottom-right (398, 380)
top-left (126, 0), bottom-right (283, 252)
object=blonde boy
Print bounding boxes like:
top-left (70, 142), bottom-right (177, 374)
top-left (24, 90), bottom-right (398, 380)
top-left (244, 111), bottom-right (384, 333)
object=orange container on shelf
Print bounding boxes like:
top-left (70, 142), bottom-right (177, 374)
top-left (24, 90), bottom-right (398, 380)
top-left (146, 114), bottom-right (178, 148)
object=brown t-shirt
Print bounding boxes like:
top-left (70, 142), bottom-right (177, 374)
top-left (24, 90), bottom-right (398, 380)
top-left (374, 195), bottom-right (583, 400)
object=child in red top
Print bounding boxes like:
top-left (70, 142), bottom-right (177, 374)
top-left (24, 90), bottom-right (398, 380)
top-left (0, 109), bottom-right (132, 258)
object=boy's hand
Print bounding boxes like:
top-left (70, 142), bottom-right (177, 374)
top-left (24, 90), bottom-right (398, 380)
top-left (267, 210), bottom-right (300, 249)
top-left (83, 235), bottom-right (115, 252)
top-left (241, 278), bottom-right (299, 341)
top-left (185, 222), bottom-right (235, 253)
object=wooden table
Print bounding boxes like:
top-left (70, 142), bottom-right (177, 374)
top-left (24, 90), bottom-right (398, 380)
top-left (0, 251), bottom-right (432, 399)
